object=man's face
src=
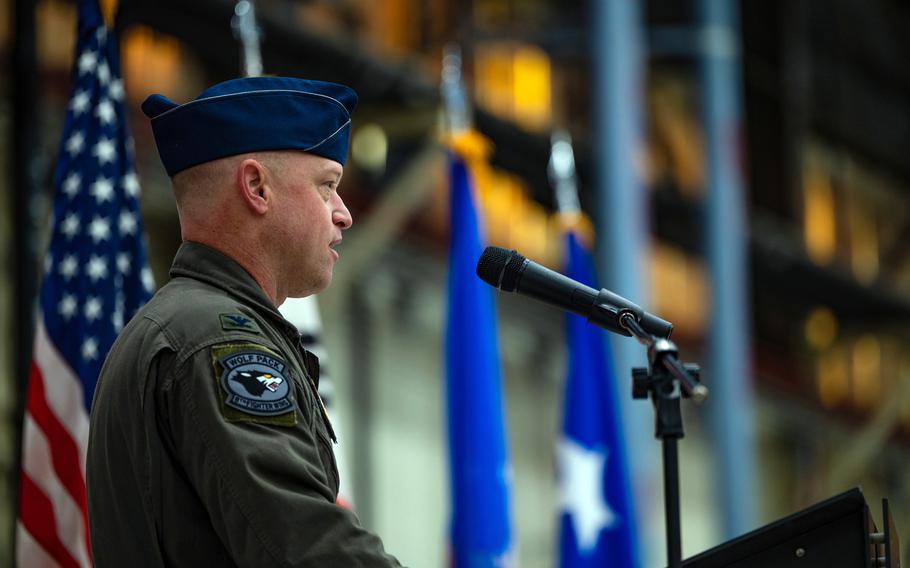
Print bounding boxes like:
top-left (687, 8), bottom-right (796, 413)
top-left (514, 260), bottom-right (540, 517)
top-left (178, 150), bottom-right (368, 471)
top-left (269, 152), bottom-right (352, 299)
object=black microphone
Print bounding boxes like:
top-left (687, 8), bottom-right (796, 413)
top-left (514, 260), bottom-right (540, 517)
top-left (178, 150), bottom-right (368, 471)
top-left (476, 246), bottom-right (673, 338)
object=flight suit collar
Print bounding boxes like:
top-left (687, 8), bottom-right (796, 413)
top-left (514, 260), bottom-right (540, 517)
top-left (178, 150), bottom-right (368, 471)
top-left (169, 241), bottom-right (301, 340)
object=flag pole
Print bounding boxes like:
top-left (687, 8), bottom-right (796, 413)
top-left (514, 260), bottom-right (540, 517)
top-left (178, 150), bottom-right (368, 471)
top-left (441, 44), bottom-right (471, 135)
top-left (11, 0), bottom-right (40, 561)
top-left (547, 130), bottom-right (581, 217)
top-left (231, 0), bottom-right (263, 78)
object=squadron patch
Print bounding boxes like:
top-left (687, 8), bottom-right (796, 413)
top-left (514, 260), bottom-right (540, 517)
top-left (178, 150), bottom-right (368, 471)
top-left (211, 344), bottom-right (296, 426)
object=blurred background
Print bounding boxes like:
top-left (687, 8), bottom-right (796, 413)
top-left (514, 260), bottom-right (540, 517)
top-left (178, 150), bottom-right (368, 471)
top-left (1, 0), bottom-right (909, 566)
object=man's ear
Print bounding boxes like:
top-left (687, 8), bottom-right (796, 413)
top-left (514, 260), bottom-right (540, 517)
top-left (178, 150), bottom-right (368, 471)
top-left (237, 158), bottom-right (272, 215)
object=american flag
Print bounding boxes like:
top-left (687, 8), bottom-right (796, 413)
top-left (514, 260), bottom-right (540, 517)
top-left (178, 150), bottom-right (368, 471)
top-left (16, 1), bottom-right (153, 565)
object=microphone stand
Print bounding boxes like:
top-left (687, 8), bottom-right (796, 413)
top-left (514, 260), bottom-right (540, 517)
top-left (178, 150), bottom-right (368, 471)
top-left (619, 312), bottom-right (707, 568)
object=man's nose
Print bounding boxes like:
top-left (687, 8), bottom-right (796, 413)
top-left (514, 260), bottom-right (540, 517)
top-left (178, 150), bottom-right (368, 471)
top-left (333, 196), bottom-right (353, 230)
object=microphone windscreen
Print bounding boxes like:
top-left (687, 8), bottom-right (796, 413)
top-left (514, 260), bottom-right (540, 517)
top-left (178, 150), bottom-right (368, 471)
top-left (499, 249), bottom-right (527, 292)
top-left (476, 246), bottom-right (514, 289)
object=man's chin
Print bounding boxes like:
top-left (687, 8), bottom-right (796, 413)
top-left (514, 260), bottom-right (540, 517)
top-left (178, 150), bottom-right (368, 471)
top-left (287, 276), bottom-right (332, 300)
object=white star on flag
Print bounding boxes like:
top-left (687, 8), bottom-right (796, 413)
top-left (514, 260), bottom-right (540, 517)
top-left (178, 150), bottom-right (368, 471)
top-left (77, 50), bottom-right (97, 74)
top-left (90, 176), bottom-right (115, 203)
top-left (95, 99), bottom-right (116, 125)
top-left (88, 216), bottom-right (111, 243)
top-left (59, 255), bottom-right (79, 279)
top-left (66, 131), bottom-right (85, 156)
top-left (141, 266), bottom-right (155, 293)
top-left (118, 211), bottom-right (137, 235)
top-left (58, 294), bottom-right (78, 320)
top-left (62, 172), bottom-right (82, 197)
top-left (97, 61), bottom-right (111, 85)
top-left (116, 252), bottom-right (131, 273)
top-left (122, 171), bottom-right (139, 197)
top-left (60, 214), bottom-right (80, 239)
top-left (112, 305), bottom-right (124, 332)
top-left (108, 78), bottom-right (124, 101)
top-left (93, 138), bottom-right (117, 165)
top-left (557, 437), bottom-right (617, 554)
top-left (70, 90), bottom-right (90, 115)
top-left (492, 550), bottom-right (515, 568)
top-left (82, 337), bottom-right (99, 360)
top-left (86, 255), bottom-right (108, 282)
top-left (84, 297), bottom-right (103, 321)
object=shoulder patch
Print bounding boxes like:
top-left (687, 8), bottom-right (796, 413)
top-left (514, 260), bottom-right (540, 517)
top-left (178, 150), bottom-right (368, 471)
top-left (211, 343), bottom-right (296, 426)
top-left (219, 313), bottom-right (261, 333)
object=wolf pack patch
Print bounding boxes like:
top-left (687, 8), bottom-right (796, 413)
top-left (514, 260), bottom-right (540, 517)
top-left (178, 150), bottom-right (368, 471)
top-left (211, 343), bottom-right (296, 426)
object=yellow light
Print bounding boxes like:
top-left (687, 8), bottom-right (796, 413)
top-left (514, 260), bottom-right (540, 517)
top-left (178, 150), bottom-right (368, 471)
top-left (851, 334), bottom-right (882, 410)
top-left (122, 27), bottom-right (185, 104)
top-left (351, 123), bottom-right (388, 174)
top-left (368, 0), bottom-right (412, 54)
top-left (511, 45), bottom-right (551, 131)
top-left (803, 168), bottom-right (837, 266)
top-left (650, 243), bottom-right (707, 337)
top-left (37, 0), bottom-right (76, 70)
top-left (647, 79), bottom-right (705, 197)
top-left (474, 43), bottom-right (515, 119)
top-left (817, 345), bottom-right (849, 408)
top-left (845, 189), bottom-right (879, 284)
top-left (804, 306), bottom-right (838, 350)
top-left (99, 0), bottom-right (118, 27)
top-left (474, 42), bottom-right (552, 132)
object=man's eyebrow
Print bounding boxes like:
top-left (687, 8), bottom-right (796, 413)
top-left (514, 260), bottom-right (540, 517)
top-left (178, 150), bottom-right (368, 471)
top-left (322, 166), bottom-right (343, 182)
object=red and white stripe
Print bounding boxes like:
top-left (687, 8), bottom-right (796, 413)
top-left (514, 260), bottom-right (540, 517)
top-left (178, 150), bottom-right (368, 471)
top-left (17, 316), bottom-right (92, 567)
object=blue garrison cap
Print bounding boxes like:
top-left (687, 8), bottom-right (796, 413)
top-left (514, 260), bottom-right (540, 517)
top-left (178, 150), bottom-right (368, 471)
top-left (142, 76), bottom-right (358, 177)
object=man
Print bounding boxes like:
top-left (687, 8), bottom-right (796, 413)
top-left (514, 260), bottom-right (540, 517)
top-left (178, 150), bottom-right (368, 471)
top-left (87, 76), bottom-right (402, 566)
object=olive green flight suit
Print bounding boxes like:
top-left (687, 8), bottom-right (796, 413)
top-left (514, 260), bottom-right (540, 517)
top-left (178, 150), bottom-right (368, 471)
top-left (87, 241), bottom-right (401, 567)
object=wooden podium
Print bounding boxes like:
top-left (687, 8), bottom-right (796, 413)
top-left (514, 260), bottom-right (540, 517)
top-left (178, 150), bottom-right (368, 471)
top-left (682, 488), bottom-right (901, 567)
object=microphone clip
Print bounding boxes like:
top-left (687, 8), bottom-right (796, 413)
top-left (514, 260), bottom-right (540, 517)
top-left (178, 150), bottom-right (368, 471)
top-left (620, 312), bottom-right (706, 403)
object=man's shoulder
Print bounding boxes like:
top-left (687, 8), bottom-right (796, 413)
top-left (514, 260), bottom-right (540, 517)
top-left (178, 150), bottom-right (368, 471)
top-left (145, 276), bottom-right (234, 319)
top-left (133, 277), bottom-right (267, 355)
top-left (140, 277), bottom-right (237, 331)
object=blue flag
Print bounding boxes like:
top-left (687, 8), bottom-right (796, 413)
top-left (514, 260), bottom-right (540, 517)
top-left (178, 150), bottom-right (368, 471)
top-left (445, 151), bottom-right (514, 568)
top-left (558, 231), bottom-right (639, 568)
top-left (17, 1), bottom-right (153, 564)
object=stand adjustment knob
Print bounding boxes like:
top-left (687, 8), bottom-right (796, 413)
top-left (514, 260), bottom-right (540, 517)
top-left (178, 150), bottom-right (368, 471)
top-left (632, 367), bottom-right (650, 399)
